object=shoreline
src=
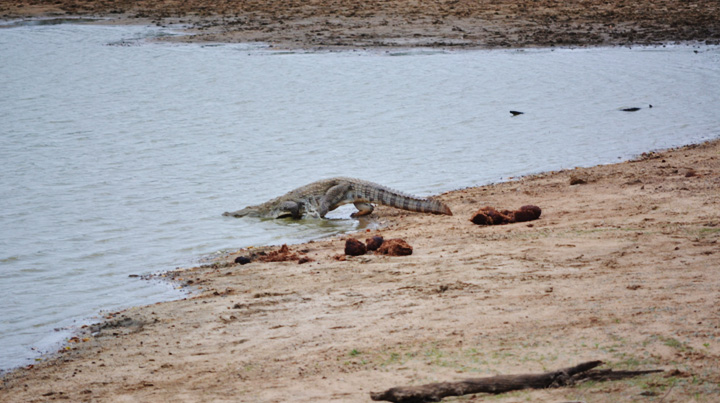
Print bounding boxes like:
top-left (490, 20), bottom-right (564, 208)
top-left (2, 138), bottom-right (719, 401)
top-left (2, 0), bottom-right (720, 50)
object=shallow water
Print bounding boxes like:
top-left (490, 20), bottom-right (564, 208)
top-left (1, 22), bottom-right (719, 371)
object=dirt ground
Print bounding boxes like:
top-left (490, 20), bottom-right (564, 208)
top-left (2, 0), bottom-right (720, 49)
top-left (2, 138), bottom-right (719, 401)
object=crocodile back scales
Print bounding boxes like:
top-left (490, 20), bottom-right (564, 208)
top-left (342, 178), bottom-right (452, 215)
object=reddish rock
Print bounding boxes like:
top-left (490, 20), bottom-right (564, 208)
top-left (470, 210), bottom-right (493, 225)
top-left (486, 207), bottom-right (511, 224)
top-left (257, 244), bottom-right (301, 262)
top-left (365, 236), bottom-right (384, 251)
top-left (377, 238), bottom-right (413, 256)
top-left (471, 205), bottom-right (542, 225)
top-left (513, 205), bottom-right (542, 222)
top-left (470, 206), bottom-right (512, 225)
top-left (500, 210), bottom-right (517, 223)
top-left (344, 238), bottom-right (367, 256)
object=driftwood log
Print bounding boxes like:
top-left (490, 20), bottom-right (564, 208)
top-left (370, 361), bottom-right (662, 403)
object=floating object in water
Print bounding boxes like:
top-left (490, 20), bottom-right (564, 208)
top-left (621, 107), bottom-right (641, 112)
top-left (510, 110), bottom-right (524, 116)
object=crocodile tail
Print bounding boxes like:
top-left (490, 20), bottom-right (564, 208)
top-left (425, 197), bottom-right (453, 216)
top-left (351, 180), bottom-right (453, 216)
top-left (385, 194), bottom-right (453, 216)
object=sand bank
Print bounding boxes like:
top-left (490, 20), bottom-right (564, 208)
top-left (2, 0), bottom-right (720, 49)
top-left (2, 139), bottom-right (719, 401)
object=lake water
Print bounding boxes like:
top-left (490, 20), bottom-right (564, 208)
top-left (1, 21), bottom-right (719, 372)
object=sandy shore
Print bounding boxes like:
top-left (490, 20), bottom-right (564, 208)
top-left (2, 0), bottom-right (720, 49)
top-left (2, 139), bottom-right (719, 401)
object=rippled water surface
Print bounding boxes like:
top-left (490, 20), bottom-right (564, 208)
top-left (1, 22), bottom-right (719, 371)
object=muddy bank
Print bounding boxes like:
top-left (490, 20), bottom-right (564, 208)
top-left (2, 139), bottom-right (719, 402)
top-left (3, 0), bottom-right (720, 49)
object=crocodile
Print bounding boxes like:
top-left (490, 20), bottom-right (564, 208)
top-left (223, 177), bottom-right (452, 219)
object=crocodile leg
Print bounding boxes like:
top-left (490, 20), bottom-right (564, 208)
top-left (318, 182), bottom-right (351, 217)
top-left (351, 202), bottom-right (375, 217)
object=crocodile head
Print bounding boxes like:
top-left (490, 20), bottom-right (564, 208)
top-left (222, 206), bottom-right (261, 218)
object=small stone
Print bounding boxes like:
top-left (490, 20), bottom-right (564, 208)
top-left (234, 256), bottom-right (252, 265)
top-left (365, 236), bottom-right (384, 251)
top-left (470, 210), bottom-right (493, 225)
top-left (377, 239), bottom-right (413, 256)
top-left (344, 238), bottom-right (367, 256)
top-left (514, 205), bottom-right (542, 222)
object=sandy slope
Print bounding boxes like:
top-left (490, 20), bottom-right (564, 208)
top-left (2, 140), bottom-right (719, 402)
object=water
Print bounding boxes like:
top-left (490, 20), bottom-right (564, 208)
top-left (1, 21), bottom-right (719, 372)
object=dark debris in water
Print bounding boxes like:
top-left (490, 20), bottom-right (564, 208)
top-left (621, 105), bottom-right (653, 112)
top-left (106, 39), bottom-right (143, 47)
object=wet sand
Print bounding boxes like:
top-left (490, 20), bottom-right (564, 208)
top-left (2, 139), bottom-right (719, 401)
top-left (2, 1), bottom-right (720, 401)
top-left (2, 0), bottom-right (720, 49)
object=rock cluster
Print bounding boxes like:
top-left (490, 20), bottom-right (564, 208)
top-left (233, 244), bottom-right (313, 265)
top-left (470, 205), bottom-right (541, 226)
top-left (344, 236), bottom-right (413, 256)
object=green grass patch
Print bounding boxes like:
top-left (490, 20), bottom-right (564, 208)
top-left (699, 227), bottom-right (720, 237)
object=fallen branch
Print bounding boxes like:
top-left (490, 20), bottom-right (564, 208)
top-left (370, 361), bottom-right (663, 403)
